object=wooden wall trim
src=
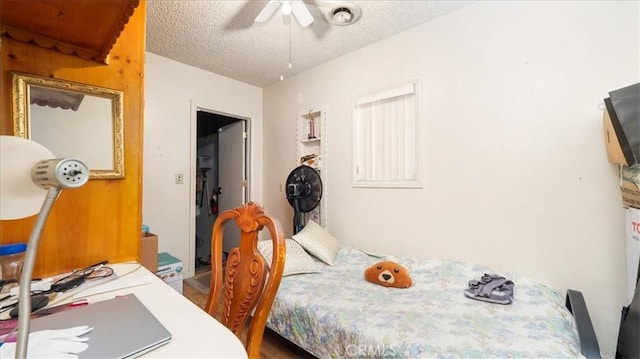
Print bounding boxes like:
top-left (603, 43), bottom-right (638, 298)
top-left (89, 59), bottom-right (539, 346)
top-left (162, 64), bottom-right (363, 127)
top-left (0, 0), bottom-right (140, 64)
top-left (0, 1), bottom-right (146, 278)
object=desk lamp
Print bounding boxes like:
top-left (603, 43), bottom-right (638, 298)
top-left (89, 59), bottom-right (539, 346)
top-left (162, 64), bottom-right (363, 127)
top-left (0, 135), bottom-right (89, 358)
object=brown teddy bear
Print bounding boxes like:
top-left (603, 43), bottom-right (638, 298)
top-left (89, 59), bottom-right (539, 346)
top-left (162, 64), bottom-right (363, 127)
top-left (364, 261), bottom-right (412, 288)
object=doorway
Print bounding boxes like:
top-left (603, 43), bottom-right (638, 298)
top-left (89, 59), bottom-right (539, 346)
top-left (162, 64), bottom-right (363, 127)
top-left (194, 109), bottom-right (249, 270)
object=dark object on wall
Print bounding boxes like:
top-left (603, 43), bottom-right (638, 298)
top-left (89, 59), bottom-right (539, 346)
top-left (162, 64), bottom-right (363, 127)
top-left (604, 83), bottom-right (640, 166)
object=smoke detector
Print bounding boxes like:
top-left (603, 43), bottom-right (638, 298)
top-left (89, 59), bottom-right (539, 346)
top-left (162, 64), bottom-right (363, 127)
top-left (325, 2), bottom-right (361, 26)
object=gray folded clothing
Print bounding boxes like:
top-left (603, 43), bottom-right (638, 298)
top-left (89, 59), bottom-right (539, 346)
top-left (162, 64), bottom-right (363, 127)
top-left (464, 273), bottom-right (514, 304)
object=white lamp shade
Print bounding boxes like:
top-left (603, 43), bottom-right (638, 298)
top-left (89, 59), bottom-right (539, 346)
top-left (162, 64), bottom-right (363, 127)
top-left (0, 135), bottom-right (55, 220)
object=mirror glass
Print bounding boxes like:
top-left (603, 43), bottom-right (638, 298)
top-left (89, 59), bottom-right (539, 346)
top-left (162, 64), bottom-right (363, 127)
top-left (12, 72), bottom-right (124, 179)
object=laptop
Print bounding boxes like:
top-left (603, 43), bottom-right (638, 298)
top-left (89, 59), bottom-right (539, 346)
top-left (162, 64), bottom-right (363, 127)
top-left (29, 294), bottom-right (172, 358)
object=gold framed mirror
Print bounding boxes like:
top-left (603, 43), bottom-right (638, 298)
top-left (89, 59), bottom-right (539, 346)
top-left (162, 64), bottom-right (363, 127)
top-left (12, 72), bottom-right (124, 179)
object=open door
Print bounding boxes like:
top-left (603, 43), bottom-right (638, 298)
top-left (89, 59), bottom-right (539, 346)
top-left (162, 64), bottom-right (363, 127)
top-left (218, 120), bottom-right (247, 253)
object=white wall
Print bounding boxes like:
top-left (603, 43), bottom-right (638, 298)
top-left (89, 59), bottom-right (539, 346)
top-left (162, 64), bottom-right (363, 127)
top-left (262, 1), bottom-right (639, 357)
top-left (143, 53), bottom-right (263, 279)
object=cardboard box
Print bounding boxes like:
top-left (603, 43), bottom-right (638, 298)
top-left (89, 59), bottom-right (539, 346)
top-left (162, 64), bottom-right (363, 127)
top-left (625, 207), bottom-right (640, 303)
top-left (603, 83), bottom-right (640, 166)
top-left (141, 232), bottom-right (158, 273)
top-left (621, 165), bottom-right (640, 209)
top-left (604, 106), bottom-right (631, 165)
top-left (156, 252), bottom-right (184, 294)
top-left (164, 277), bottom-right (183, 294)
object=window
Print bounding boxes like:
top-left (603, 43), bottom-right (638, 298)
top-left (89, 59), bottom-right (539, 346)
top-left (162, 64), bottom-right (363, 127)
top-left (352, 80), bottom-right (422, 188)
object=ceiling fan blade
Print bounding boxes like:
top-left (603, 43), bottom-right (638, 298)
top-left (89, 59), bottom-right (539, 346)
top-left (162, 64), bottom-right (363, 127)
top-left (255, 1), bottom-right (281, 23)
top-left (312, 0), bottom-right (343, 7)
top-left (291, 1), bottom-right (314, 27)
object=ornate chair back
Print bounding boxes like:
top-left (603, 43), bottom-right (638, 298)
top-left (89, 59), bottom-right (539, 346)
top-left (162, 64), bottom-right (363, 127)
top-left (204, 202), bottom-right (286, 358)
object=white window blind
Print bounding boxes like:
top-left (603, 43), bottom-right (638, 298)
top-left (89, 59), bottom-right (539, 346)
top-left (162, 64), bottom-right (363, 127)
top-left (353, 81), bottom-right (421, 188)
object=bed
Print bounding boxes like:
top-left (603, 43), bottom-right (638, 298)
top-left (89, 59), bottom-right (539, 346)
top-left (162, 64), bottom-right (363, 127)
top-left (262, 241), bottom-right (593, 359)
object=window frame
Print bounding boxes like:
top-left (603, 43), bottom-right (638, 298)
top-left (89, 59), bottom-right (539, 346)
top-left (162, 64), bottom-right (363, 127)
top-left (352, 79), bottom-right (423, 189)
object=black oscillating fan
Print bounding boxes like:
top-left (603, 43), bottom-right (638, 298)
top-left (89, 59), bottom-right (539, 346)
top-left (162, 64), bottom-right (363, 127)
top-left (286, 165), bottom-right (323, 234)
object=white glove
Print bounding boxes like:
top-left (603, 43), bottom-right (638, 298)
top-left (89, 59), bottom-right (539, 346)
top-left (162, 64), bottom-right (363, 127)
top-left (0, 325), bottom-right (93, 358)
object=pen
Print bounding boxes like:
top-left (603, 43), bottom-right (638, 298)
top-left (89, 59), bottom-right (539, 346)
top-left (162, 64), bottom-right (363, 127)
top-left (69, 300), bottom-right (90, 307)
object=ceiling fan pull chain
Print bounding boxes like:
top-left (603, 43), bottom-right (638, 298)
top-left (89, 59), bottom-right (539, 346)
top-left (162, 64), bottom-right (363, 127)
top-left (288, 20), bottom-right (292, 69)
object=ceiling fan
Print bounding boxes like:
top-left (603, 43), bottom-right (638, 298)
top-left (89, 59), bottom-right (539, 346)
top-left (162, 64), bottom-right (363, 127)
top-left (255, 0), bottom-right (357, 28)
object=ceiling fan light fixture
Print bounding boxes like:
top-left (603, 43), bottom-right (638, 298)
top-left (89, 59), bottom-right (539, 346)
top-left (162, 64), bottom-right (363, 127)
top-left (255, 0), bottom-right (313, 27)
top-left (281, 1), bottom-right (292, 15)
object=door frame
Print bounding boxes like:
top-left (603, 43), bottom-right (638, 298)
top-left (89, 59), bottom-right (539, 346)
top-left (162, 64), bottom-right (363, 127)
top-left (189, 100), bottom-right (252, 274)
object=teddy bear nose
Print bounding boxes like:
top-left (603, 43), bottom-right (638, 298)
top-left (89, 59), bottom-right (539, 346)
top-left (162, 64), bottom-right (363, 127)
top-left (382, 274), bottom-right (391, 281)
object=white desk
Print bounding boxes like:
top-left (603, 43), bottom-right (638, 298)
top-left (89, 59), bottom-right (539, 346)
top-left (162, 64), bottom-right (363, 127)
top-left (63, 262), bottom-right (247, 358)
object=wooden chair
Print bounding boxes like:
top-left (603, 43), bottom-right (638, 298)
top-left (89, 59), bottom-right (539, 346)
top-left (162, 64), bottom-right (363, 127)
top-left (205, 201), bottom-right (286, 359)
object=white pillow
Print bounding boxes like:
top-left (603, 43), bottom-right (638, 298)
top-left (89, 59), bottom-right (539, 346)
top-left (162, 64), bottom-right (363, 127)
top-left (292, 220), bottom-right (341, 265)
top-left (257, 238), bottom-right (323, 276)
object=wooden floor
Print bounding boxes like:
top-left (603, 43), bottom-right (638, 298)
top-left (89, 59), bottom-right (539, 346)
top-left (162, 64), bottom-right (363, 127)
top-left (182, 277), bottom-right (314, 359)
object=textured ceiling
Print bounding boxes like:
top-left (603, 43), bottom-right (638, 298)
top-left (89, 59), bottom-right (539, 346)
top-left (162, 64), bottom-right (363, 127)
top-left (146, 0), bottom-right (473, 88)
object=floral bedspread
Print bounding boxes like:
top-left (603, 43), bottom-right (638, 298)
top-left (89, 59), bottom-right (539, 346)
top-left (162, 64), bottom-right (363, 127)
top-left (266, 247), bottom-right (583, 358)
